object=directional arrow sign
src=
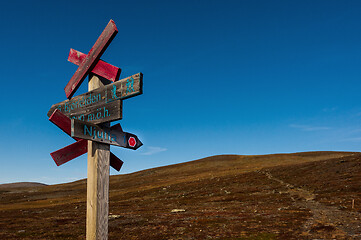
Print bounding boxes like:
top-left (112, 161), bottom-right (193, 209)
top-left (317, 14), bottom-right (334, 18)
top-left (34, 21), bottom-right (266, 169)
top-left (68, 48), bottom-right (121, 82)
top-left (49, 109), bottom-right (123, 171)
top-left (64, 20), bottom-right (118, 99)
top-left (51, 142), bottom-right (123, 171)
top-left (71, 119), bottom-right (143, 150)
top-left (48, 73), bottom-right (142, 124)
top-left (51, 139), bottom-right (87, 166)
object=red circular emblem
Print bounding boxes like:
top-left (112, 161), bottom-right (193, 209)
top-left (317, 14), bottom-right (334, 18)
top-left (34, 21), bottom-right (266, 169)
top-left (128, 137), bottom-right (136, 147)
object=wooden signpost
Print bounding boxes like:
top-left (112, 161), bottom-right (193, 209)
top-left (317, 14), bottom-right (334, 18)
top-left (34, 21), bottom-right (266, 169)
top-left (71, 119), bottom-right (143, 149)
top-left (48, 20), bottom-right (143, 239)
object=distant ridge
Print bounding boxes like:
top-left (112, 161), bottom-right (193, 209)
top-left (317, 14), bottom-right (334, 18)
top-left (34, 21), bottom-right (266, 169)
top-left (1, 151), bottom-right (357, 188)
top-left (0, 182), bottom-right (47, 189)
top-left (119, 151), bottom-right (357, 185)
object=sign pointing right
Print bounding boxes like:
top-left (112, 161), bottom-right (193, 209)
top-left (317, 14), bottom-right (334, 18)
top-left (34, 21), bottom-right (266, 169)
top-left (71, 119), bottom-right (143, 150)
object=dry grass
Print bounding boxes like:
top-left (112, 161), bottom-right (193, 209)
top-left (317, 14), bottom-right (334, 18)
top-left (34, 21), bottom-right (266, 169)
top-left (0, 151), bottom-right (360, 239)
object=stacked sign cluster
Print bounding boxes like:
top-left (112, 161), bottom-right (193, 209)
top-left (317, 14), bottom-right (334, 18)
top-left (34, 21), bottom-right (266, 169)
top-left (48, 20), bottom-right (143, 171)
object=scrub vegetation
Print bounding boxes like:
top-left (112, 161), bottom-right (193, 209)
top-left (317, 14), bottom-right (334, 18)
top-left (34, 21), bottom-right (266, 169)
top-left (0, 151), bottom-right (360, 239)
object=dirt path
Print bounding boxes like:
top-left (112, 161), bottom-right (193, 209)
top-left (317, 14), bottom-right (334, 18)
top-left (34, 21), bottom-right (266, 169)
top-left (259, 170), bottom-right (361, 239)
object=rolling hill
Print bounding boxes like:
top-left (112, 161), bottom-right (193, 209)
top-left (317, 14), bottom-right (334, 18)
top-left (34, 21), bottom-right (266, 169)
top-left (0, 182), bottom-right (47, 190)
top-left (0, 151), bottom-right (360, 239)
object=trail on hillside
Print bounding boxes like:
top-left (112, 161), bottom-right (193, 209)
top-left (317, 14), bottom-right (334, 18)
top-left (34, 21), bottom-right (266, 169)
top-left (0, 152), bottom-right (359, 239)
top-left (259, 170), bottom-right (361, 239)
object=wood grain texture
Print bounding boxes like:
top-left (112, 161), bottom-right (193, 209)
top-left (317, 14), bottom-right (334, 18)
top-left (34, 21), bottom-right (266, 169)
top-left (72, 119), bottom-right (143, 150)
top-left (87, 140), bottom-right (110, 240)
top-left (86, 74), bottom-right (110, 240)
top-left (48, 95), bottom-right (122, 125)
top-left (48, 72), bottom-right (143, 123)
top-left (65, 20), bottom-right (118, 99)
top-left (68, 48), bottom-right (121, 82)
top-left (49, 109), bottom-right (123, 171)
top-left (52, 99), bottom-right (122, 125)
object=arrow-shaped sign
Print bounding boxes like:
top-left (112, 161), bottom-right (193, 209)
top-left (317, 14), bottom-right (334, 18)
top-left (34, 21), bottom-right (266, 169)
top-left (71, 119), bottom-right (143, 150)
top-left (51, 139), bottom-right (87, 166)
top-left (48, 73), bottom-right (142, 124)
top-left (51, 142), bottom-right (123, 171)
top-left (64, 20), bottom-right (118, 99)
top-left (68, 48), bottom-right (121, 82)
top-left (49, 109), bottom-right (123, 171)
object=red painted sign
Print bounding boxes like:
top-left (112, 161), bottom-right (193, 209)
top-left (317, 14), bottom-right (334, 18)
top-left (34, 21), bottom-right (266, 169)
top-left (68, 48), bottom-right (121, 82)
top-left (110, 152), bottom-right (123, 171)
top-left (64, 20), bottom-right (118, 99)
top-left (49, 109), bottom-right (123, 171)
top-left (49, 19), bottom-right (142, 174)
top-left (51, 139), bottom-right (87, 166)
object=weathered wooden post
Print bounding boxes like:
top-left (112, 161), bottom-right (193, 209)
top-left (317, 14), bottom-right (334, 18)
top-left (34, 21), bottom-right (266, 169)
top-left (47, 20), bottom-right (143, 239)
top-left (86, 74), bottom-right (110, 239)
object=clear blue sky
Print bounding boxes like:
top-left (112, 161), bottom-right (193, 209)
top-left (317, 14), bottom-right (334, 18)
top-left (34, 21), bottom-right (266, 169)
top-left (1, 0), bottom-right (361, 184)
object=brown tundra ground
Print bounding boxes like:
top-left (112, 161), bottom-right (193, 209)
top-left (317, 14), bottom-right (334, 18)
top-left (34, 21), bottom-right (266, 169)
top-left (0, 151), bottom-right (360, 240)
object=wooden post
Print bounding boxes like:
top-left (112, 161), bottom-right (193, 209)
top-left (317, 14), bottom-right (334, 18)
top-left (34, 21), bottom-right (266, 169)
top-left (48, 20), bottom-right (143, 240)
top-left (87, 74), bottom-right (110, 240)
